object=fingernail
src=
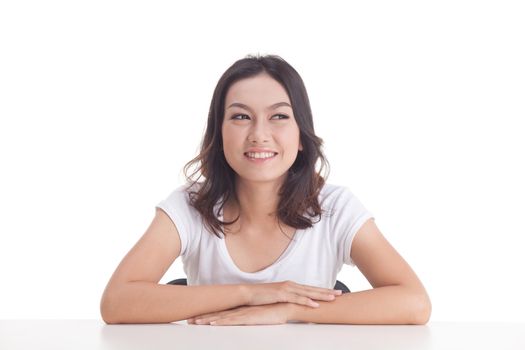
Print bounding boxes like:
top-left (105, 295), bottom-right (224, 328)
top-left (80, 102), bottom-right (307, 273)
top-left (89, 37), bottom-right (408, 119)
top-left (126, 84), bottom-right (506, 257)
top-left (311, 301), bottom-right (320, 307)
top-left (210, 321), bottom-right (217, 325)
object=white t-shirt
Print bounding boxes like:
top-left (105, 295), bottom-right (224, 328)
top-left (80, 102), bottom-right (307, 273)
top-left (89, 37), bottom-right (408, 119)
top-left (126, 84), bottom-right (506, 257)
top-left (156, 182), bottom-right (374, 289)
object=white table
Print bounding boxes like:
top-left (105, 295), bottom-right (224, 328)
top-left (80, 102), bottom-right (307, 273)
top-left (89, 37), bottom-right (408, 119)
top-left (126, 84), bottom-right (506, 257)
top-left (1, 320), bottom-right (524, 350)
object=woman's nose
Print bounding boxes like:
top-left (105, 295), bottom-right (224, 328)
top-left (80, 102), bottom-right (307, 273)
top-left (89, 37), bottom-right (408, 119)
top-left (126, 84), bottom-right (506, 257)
top-left (248, 119), bottom-right (270, 143)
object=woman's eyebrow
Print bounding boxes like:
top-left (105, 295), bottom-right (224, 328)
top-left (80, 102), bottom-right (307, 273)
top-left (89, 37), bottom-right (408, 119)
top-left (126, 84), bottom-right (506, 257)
top-left (226, 102), bottom-right (292, 112)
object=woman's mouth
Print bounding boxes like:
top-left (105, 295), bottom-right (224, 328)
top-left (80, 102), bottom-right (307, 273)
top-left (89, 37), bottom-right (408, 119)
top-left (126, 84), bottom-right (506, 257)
top-left (244, 152), bottom-right (278, 163)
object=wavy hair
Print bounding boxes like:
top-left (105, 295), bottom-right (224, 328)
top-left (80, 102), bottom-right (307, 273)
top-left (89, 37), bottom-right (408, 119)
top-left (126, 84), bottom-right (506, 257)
top-left (182, 54), bottom-right (330, 238)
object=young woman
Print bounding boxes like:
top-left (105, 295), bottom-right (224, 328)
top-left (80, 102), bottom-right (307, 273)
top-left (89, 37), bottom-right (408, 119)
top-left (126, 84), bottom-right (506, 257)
top-left (100, 54), bottom-right (431, 326)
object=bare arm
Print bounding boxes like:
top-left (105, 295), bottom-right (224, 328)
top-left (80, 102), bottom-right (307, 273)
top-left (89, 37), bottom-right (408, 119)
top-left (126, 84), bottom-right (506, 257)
top-left (101, 281), bottom-right (248, 324)
top-left (288, 284), bottom-right (429, 325)
top-left (100, 207), bottom-right (249, 324)
top-left (289, 218), bottom-right (432, 325)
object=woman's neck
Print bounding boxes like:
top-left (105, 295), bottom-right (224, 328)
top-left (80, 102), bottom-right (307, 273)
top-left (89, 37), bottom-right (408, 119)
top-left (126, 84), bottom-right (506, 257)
top-left (229, 178), bottom-right (283, 228)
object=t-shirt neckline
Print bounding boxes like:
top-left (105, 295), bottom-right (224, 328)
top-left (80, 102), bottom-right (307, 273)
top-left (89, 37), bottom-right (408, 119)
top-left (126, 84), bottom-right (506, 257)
top-left (216, 208), bottom-right (305, 276)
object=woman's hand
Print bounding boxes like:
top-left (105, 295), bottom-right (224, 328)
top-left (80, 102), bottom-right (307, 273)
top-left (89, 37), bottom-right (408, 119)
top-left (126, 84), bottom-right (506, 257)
top-left (244, 280), bottom-right (342, 308)
top-left (187, 303), bottom-right (294, 326)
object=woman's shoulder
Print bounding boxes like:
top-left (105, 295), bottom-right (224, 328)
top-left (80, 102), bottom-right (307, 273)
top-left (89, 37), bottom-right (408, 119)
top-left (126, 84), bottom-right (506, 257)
top-left (319, 182), bottom-right (352, 199)
top-left (318, 182), bottom-right (367, 210)
top-left (158, 181), bottom-right (204, 211)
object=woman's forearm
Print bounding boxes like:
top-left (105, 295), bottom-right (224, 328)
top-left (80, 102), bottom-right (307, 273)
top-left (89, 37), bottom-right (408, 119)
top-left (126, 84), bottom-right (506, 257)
top-left (100, 281), bottom-right (249, 324)
top-left (288, 285), bottom-right (431, 325)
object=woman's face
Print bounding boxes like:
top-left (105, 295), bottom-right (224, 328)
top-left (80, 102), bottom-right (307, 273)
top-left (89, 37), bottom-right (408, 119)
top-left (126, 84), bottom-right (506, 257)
top-left (222, 73), bottom-right (303, 185)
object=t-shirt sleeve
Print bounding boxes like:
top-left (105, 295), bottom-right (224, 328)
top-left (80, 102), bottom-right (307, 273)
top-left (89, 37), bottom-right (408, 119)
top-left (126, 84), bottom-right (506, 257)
top-left (331, 186), bottom-right (375, 267)
top-left (155, 185), bottom-right (198, 259)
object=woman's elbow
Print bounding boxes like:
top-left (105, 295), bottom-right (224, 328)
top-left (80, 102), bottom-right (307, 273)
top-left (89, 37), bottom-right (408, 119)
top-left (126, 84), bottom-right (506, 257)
top-left (100, 291), bottom-right (121, 325)
top-left (411, 293), bottom-right (432, 325)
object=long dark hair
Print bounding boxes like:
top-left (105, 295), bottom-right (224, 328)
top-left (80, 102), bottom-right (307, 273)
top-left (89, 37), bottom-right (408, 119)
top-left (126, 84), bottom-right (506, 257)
top-left (182, 54), bottom-right (330, 238)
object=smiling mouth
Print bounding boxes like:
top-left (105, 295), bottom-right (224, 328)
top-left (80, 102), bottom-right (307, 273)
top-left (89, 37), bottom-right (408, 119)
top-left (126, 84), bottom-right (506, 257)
top-left (243, 152), bottom-right (278, 160)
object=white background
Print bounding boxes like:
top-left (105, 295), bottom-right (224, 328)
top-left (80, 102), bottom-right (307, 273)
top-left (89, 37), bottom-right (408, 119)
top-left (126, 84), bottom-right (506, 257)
top-left (1, 0), bottom-right (524, 322)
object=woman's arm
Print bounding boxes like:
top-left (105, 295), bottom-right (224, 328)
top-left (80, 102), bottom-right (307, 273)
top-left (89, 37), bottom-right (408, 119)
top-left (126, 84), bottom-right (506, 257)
top-left (288, 284), bottom-right (430, 325)
top-left (100, 208), bottom-right (250, 324)
top-left (101, 281), bottom-right (249, 324)
top-left (289, 218), bottom-right (431, 325)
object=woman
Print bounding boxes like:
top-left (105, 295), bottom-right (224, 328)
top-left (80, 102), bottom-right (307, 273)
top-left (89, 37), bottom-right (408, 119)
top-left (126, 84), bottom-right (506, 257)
top-left (100, 54), bottom-right (431, 326)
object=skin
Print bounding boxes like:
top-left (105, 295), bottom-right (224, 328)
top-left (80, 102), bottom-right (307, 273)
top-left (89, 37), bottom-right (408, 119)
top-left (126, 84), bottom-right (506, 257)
top-left (187, 73), bottom-right (432, 326)
top-left (186, 73), bottom-right (309, 325)
top-left (100, 69), bottom-right (430, 326)
top-left (221, 72), bottom-right (303, 234)
top-left (187, 304), bottom-right (291, 326)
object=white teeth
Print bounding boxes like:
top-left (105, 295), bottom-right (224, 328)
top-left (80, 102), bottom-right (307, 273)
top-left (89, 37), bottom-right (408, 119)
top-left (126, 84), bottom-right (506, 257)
top-left (245, 152), bottom-right (277, 159)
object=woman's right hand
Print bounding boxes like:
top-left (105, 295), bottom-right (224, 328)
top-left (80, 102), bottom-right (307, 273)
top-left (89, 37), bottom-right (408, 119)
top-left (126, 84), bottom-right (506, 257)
top-left (243, 280), bottom-right (343, 308)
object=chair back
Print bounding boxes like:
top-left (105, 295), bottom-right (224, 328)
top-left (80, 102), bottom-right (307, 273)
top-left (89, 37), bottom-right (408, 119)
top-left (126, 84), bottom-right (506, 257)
top-left (167, 278), bottom-right (350, 293)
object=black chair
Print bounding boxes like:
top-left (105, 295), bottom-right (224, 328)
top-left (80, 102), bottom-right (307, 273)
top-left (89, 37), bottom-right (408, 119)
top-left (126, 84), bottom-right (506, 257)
top-left (167, 278), bottom-right (350, 293)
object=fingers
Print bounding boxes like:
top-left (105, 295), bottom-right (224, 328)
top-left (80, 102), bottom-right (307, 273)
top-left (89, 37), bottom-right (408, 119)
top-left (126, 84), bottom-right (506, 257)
top-left (188, 315), bottom-right (223, 325)
top-left (294, 295), bottom-right (321, 308)
top-left (195, 315), bottom-right (223, 325)
top-left (187, 312), bottom-right (220, 324)
top-left (246, 281), bottom-right (344, 308)
top-left (189, 310), bottom-right (242, 325)
top-left (286, 283), bottom-right (343, 307)
top-left (187, 306), bottom-right (248, 324)
top-left (188, 309), bottom-right (231, 321)
top-left (292, 293), bottom-right (338, 308)
top-left (304, 289), bottom-right (342, 302)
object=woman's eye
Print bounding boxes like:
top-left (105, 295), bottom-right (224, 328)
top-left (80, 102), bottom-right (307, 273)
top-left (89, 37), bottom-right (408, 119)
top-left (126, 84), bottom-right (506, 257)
top-left (230, 114), bottom-right (289, 120)
top-left (231, 114), bottom-right (249, 120)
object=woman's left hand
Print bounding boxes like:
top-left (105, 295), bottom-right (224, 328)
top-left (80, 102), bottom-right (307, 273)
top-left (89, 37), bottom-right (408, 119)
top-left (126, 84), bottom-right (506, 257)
top-left (187, 303), bottom-right (293, 326)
